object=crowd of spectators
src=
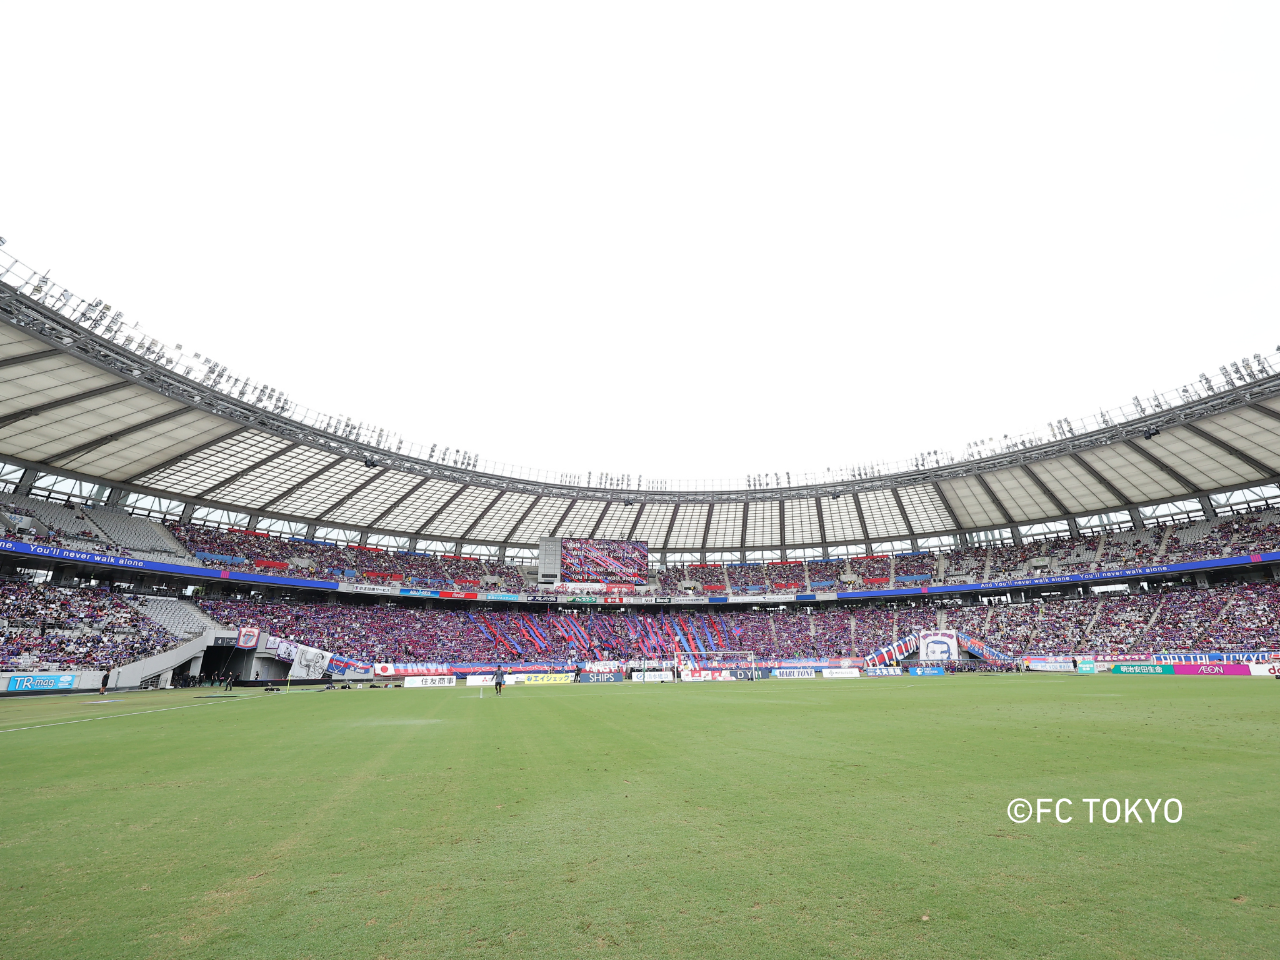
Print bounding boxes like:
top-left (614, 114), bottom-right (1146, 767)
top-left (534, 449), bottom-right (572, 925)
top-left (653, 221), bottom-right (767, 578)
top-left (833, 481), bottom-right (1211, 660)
top-left (1229, 512), bottom-right (1280, 555)
top-left (768, 562), bottom-right (806, 590)
top-left (1034, 535), bottom-right (1101, 573)
top-left (0, 582), bottom-right (183, 672)
top-left (8, 573), bottom-right (1280, 676)
top-left (941, 546), bottom-right (987, 583)
top-left (726, 564), bottom-right (767, 592)
top-left (1097, 528), bottom-right (1161, 571)
top-left (893, 553), bottom-right (936, 580)
top-left (164, 524), bottom-right (526, 591)
top-left (804, 560), bottom-right (846, 588)
top-left (1162, 518), bottom-right (1234, 563)
top-left (847, 555), bottom-right (890, 583)
top-left (685, 564), bottom-right (729, 592)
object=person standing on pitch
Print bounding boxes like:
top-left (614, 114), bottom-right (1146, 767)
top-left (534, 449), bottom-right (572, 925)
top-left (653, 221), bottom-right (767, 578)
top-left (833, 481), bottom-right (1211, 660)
top-left (99, 668), bottom-right (110, 696)
top-left (493, 665), bottom-right (506, 696)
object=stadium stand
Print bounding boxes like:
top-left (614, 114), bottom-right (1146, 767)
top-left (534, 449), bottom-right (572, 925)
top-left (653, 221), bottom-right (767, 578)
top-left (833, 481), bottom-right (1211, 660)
top-left (804, 559), bottom-right (845, 589)
top-left (1162, 517), bottom-right (1233, 563)
top-left (726, 563), bottom-right (768, 594)
top-left (1097, 527), bottom-right (1161, 571)
top-left (847, 554), bottom-right (890, 585)
top-left (685, 564), bottom-right (729, 592)
top-left (893, 552), bottom-right (936, 582)
top-left (2, 495), bottom-right (123, 554)
top-left (1, 582), bottom-right (185, 671)
top-left (89, 507), bottom-right (197, 563)
top-left (940, 546), bottom-right (987, 583)
top-left (126, 596), bottom-right (222, 640)
top-left (768, 561), bottom-right (806, 590)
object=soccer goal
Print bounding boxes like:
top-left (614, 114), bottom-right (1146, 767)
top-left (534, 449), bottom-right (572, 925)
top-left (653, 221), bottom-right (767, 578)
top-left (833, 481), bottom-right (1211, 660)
top-left (674, 649), bottom-right (761, 680)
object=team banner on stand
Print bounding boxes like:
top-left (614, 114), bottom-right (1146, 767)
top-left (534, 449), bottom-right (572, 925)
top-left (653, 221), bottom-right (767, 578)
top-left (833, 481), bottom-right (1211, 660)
top-left (916, 631), bottom-right (959, 660)
top-left (327, 655), bottom-right (374, 678)
top-left (958, 633), bottom-right (1014, 662)
top-left (236, 626), bottom-right (261, 649)
top-left (373, 662), bottom-right (452, 677)
top-left (288, 644), bottom-right (332, 680)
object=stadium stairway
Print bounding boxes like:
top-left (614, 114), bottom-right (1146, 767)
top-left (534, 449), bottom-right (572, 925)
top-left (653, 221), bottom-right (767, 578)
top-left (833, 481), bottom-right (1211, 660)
top-left (1084, 600), bottom-right (1106, 638)
top-left (114, 633), bottom-right (212, 690)
top-left (1093, 527), bottom-right (1108, 568)
top-left (1155, 523), bottom-right (1175, 559)
top-left (1144, 597), bottom-right (1165, 630)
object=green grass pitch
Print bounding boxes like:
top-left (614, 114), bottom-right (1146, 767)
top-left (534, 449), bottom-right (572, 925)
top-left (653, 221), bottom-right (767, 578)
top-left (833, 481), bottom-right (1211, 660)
top-left (1, 674), bottom-right (1277, 959)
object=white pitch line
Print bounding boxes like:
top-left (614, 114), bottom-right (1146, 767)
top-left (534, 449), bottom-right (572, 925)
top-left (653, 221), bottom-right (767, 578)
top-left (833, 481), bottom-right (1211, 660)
top-left (0, 694), bottom-right (263, 734)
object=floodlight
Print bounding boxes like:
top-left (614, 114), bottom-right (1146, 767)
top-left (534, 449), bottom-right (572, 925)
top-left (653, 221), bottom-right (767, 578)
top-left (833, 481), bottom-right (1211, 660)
top-left (363, 457), bottom-right (378, 468)
top-left (1143, 428), bottom-right (1161, 440)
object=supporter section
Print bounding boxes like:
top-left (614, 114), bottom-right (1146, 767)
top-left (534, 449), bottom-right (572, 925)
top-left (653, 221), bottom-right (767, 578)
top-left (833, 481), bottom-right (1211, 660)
top-left (5, 492), bottom-right (1279, 596)
top-left (189, 579), bottom-right (1280, 663)
top-left (5, 574), bottom-right (1280, 678)
top-left (6, 495), bottom-right (1280, 680)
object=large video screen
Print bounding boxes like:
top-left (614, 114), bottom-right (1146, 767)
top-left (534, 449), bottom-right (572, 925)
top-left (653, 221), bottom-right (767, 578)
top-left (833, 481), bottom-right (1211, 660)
top-left (560, 538), bottom-right (649, 584)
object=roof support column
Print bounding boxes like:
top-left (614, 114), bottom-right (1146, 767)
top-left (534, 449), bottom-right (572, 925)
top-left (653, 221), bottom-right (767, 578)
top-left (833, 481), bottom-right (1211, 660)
top-left (813, 497), bottom-right (829, 560)
top-left (1067, 516), bottom-right (1081, 539)
top-left (1009, 525), bottom-right (1023, 546)
top-left (1128, 507), bottom-right (1143, 530)
top-left (1199, 495), bottom-right (1216, 518)
top-left (359, 531), bottom-right (369, 547)
top-left (305, 524), bottom-right (316, 540)
top-left (180, 503), bottom-right (195, 525)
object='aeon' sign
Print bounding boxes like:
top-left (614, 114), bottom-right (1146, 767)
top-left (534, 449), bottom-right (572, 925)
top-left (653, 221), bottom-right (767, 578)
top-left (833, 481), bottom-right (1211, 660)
top-left (1171, 663), bottom-right (1251, 676)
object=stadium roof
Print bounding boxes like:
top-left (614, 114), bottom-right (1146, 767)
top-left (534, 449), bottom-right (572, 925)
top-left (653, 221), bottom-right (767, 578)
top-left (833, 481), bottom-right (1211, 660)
top-left (4, 268), bottom-right (1280, 559)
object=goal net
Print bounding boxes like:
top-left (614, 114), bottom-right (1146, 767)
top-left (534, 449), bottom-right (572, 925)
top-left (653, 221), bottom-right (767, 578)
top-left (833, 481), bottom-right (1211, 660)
top-left (674, 649), bottom-right (762, 680)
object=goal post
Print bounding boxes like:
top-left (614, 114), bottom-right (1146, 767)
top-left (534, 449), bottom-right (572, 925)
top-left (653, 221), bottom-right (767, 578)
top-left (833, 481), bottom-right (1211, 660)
top-left (674, 649), bottom-right (761, 680)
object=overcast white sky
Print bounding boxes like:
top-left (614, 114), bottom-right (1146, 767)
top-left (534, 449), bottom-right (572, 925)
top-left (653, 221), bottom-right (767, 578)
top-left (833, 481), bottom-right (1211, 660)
top-left (5, 3), bottom-right (1278, 487)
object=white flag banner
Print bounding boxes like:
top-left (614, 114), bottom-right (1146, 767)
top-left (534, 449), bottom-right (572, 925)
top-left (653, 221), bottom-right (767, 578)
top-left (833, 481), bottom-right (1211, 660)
top-left (288, 643), bottom-right (332, 680)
